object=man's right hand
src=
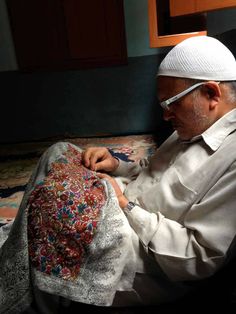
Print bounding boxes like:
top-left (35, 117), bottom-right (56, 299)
top-left (82, 147), bottom-right (119, 172)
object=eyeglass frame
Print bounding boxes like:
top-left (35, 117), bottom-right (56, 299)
top-left (160, 81), bottom-right (220, 111)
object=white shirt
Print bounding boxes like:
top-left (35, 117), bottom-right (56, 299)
top-left (113, 109), bottom-right (236, 282)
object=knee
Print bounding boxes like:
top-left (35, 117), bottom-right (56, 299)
top-left (46, 141), bottom-right (69, 155)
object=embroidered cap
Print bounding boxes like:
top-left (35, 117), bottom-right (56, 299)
top-left (157, 36), bottom-right (236, 81)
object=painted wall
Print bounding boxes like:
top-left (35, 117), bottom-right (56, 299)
top-left (207, 7), bottom-right (236, 36)
top-left (1, 1), bottom-right (236, 71)
top-left (0, 54), bottom-right (168, 143)
top-left (123, 0), bottom-right (170, 57)
top-left (0, 0), bottom-right (17, 71)
top-left (0, 0), bottom-right (169, 72)
top-left (0, 0), bottom-right (170, 144)
top-left (1, 1), bottom-right (236, 144)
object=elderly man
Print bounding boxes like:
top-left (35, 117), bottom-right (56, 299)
top-left (83, 35), bottom-right (236, 304)
top-left (1, 36), bottom-right (236, 313)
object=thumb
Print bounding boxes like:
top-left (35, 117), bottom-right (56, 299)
top-left (94, 160), bottom-right (109, 172)
top-left (96, 172), bottom-right (108, 179)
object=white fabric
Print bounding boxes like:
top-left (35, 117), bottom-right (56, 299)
top-left (0, 143), bottom-right (139, 313)
top-left (157, 36), bottom-right (236, 81)
top-left (113, 109), bottom-right (236, 282)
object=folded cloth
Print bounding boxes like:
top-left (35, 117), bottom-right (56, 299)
top-left (0, 142), bottom-right (137, 314)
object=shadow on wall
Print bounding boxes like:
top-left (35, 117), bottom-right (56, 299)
top-left (215, 29), bottom-right (236, 57)
top-left (0, 53), bottom-right (172, 145)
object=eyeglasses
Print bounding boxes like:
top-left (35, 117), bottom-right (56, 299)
top-left (160, 81), bottom-right (207, 111)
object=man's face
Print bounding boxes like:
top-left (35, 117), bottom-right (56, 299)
top-left (157, 77), bottom-right (212, 141)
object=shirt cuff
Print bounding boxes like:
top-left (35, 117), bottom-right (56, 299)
top-left (111, 159), bottom-right (142, 178)
top-left (124, 205), bottom-right (161, 247)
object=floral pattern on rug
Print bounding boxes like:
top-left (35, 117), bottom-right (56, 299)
top-left (0, 191), bottom-right (24, 226)
top-left (0, 134), bottom-right (157, 225)
top-left (27, 145), bottom-right (106, 280)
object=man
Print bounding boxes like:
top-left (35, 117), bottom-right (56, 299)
top-left (2, 36), bottom-right (236, 313)
top-left (83, 35), bottom-right (236, 304)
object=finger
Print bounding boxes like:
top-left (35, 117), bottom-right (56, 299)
top-left (97, 172), bottom-right (109, 179)
top-left (94, 160), bottom-right (110, 172)
top-left (90, 151), bottom-right (105, 171)
top-left (82, 149), bottom-right (92, 168)
top-left (96, 172), bottom-right (105, 178)
top-left (83, 147), bottom-right (100, 169)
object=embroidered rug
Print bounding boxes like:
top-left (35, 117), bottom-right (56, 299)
top-left (0, 134), bottom-right (157, 226)
top-left (0, 141), bottom-right (138, 313)
top-left (27, 145), bottom-right (107, 280)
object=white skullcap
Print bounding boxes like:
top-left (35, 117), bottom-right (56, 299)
top-left (157, 36), bottom-right (236, 81)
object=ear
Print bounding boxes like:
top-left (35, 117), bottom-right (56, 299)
top-left (203, 81), bottom-right (221, 110)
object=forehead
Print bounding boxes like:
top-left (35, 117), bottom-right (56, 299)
top-left (157, 76), bottom-right (186, 99)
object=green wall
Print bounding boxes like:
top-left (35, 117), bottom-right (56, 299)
top-left (1, 1), bottom-right (236, 144)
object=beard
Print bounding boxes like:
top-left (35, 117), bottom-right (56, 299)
top-left (176, 97), bottom-right (212, 141)
top-left (192, 98), bottom-right (212, 133)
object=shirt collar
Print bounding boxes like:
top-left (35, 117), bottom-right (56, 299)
top-left (182, 109), bottom-right (236, 151)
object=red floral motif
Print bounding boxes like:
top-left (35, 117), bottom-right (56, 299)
top-left (27, 145), bottom-right (106, 280)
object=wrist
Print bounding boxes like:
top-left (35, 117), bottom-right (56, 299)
top-left (118, 195), bottom-right (129, 209)
top-left (122, 201), bottom-right (138, 212)
top-left (113, 157), bottom-right (120, 171)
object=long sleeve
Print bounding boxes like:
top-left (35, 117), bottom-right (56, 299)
top-left (111, 158), bottom-right (147, 180)
top-left (113, 113), bottom-right (236, 283)
top-left (124, 161), bottom-right (236, 282)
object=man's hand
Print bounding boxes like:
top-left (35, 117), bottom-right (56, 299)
top-left (82, 147), bottom-right (119, 172)
top-left (97, 173), bottom-right (129, 209)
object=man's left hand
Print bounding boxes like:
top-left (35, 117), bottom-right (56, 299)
top-left (97, 173), bottom-right (128, 209)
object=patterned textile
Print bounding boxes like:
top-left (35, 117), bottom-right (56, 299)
top-left (0, 134), bottom-right (157, 226)
top-left (0, 142), bottom-right (137, 313)
top-left (27, 145), bottom-right (106, 280)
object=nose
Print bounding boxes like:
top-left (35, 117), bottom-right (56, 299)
top-left (163, 108), bottom-right (175, 121)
